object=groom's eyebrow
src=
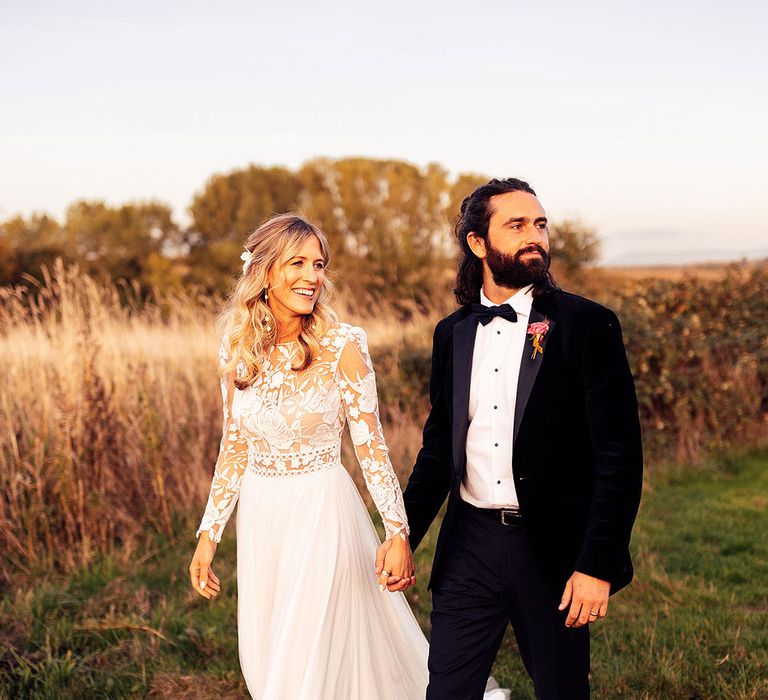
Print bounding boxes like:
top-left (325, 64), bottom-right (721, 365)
top-left (502, 216), bottom-right (548, 226)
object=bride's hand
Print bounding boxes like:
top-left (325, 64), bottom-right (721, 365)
top-left (375, 535), bottom-right (416, 593)
top-left (189, 533), bottom-right (222, 600)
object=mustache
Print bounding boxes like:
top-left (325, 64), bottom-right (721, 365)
top-left (516, 244), bottom-right (549, 259)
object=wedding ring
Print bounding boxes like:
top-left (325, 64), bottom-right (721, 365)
top-left (382, 570), bottom-right (391, 577)
top-left (589, 611), bottom-right (599, 617)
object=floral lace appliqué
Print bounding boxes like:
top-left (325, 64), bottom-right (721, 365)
top-left (196, 324), bottom-right (410, 542)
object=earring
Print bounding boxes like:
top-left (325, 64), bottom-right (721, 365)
top-left (263, 287), bottom-right (269, 302)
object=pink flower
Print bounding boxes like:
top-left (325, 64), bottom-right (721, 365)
top-left (527, 318), bottom-right (550, 359)
top-left (527, 320), bottom-right (550, 336)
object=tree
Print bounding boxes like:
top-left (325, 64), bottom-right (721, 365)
top-left (188, 165), bottom-right (302, 245)
top-left (548, 219), bottom-right (601, 276)
top-left (183, 158), bottom-right (499, 305)
top-left (63, 200), bottom-right (182, 291)
top-left (446, 172), bottom-right (490, 233)
top-left (299, 157), bottom-right (468, 311)
top-left (0, 214), bottom-right (68, 286)
top-left (186, 165), bottom-right (303, 294)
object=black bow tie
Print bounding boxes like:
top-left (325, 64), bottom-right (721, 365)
top-left (471, 303), bottom-right (518, 326)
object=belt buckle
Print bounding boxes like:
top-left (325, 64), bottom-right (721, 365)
top-left (500, 509), bottom-right (521, 526)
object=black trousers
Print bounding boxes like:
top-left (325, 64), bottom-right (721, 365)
top-left (426, 499), bottom-right (590, 700)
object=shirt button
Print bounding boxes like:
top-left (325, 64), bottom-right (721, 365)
top-left (494, 405), bottom-right (498, 409)
top-left (494, 443), bottom-right (498, 447)
top-left (497, 480), bottom-right (501, 484)
top-left (497, 331), bottom-right (501, 335)
top-left (494, 368), bottom-right (499, 372)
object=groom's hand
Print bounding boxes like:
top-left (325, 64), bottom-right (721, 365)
top-left (559, 571), bottom-right (610, 627)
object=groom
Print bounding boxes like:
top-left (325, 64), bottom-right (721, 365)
top-left (394, 178), bottom-right (643, 699)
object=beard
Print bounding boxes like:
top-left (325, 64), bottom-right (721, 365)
top-left (485, 241), bottom-right (551, 289)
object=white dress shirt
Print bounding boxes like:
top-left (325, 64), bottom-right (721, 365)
top-left (460, 285), bottom-right (534, 509)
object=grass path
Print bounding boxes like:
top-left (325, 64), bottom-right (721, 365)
top-left (2, 451), bottom-right (767, 699)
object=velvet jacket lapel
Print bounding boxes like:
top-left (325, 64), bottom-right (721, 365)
top-left (451, 311), bottom-right (478, 475)
top-left (513, 302), bottom-right (556, 444)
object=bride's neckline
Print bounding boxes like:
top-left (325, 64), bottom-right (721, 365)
top-left (272, 322), bottom-right (339, 349)
top-left (274, 338), bottom-right (300, 347)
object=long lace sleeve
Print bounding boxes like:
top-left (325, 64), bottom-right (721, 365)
top-left (195, 338), bottom-right (249, 543)
top-left (336, 326), bottom-right (410, 541)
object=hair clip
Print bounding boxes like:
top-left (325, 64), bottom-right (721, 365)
top-left (240, 250), bottom-right (254, 273)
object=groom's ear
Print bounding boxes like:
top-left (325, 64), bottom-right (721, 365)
top-left (466, 232), bottom-right (487, 259)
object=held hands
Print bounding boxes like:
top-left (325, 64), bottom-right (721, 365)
top-left (559, 570), bottom-right (610, 627)
top-left (375, 534), bottom-right (416, 593)
top-left (189, 533), bottom-right (222, 600)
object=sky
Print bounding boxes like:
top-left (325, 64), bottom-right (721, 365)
top-left (1, 0), bottom-right (766, 265)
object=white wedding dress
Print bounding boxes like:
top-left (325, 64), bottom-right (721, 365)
top-left (196, 323), bottom-right (508, 699)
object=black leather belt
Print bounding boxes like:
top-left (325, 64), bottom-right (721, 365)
top-left (461, 499), bottom-right (524, 526)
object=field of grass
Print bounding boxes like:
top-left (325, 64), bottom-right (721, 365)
top-left (2, 450), bottom-right (766, 699)
top-left (2, 262), bottom-right (767, 698)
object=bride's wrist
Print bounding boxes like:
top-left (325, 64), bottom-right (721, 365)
top-left (387, 532), bottom-right (410, 548)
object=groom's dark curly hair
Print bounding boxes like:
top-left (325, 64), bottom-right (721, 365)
top-left (454, 177), bottom-right (558, 305)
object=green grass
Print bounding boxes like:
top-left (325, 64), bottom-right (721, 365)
top-left (2, 451), bottom-right (767, 699)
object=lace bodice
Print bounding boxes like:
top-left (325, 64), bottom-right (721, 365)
top-left (195, 323), bottom-right (409, 543)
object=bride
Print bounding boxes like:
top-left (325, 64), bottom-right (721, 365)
top-left (188, 213), bottom-right (507, 699)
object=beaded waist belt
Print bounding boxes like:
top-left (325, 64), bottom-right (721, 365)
top-left (247, 444), bottom-right (342, 477)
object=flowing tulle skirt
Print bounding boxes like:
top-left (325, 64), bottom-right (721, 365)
top-left (236, 462), bottom-right (430, 699)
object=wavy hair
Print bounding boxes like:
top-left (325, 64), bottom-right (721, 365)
top-left (454, 178), bottom-right (557, 305)
top-left (215, 213), bottom-right (338, 389)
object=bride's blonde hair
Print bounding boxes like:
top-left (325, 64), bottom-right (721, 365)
top-left (216, 213), bottom-right (338, 389)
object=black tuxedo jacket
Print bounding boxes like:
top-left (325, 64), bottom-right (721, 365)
top-left (402, 288), bottom-right (643, 594)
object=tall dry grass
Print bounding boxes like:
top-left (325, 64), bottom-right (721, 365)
top-left (1, 261), bottom-right (217, 581)
top-left (0, 261), bottom-right (441, 584)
